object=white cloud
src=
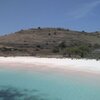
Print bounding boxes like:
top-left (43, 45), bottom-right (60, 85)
top-left (67, 0), bottom-right (100, 19)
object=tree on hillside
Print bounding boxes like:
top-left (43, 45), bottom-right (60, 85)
top-left (58, 41), bottom-right (66, 49)
top-left (66, 45), bottom-right (90, 58)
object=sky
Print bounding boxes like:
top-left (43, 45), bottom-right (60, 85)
top-left (0, 0), bottom-right (100, 35)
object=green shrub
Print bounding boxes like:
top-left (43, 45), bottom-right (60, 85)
top-left (58, 41), bottom-right (66, 49)
top-left (65, 45), bottom-right (90, 58)
top-left (52, 48), bottom-right (59, 53)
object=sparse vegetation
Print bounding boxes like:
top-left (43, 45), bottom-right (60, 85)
top-left (54, 32), bottom-right (56, 35)
top-left (48, 33), bottom-right (51, 36)
top-left (36, 45), bottom-right (41, 48)
top-left (82, 30), bottom-right (85, 33)
top-left (0, 28), bottom-right (99, 59)
top-left (58, 45), bottom-right (91, 58)
top-left (66, 29), bottom-right (70, 31)
top-left (38, 27), bottom-right (41, 30)
top-left (52, 47), bottom-right (59, 53)
top-left (58, 41), bottom-right (66, 49)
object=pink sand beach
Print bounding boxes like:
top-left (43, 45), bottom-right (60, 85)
top-left (0, 57), bottom-right (100, 85)
top-left (0, 57), bottom-right (100, 74)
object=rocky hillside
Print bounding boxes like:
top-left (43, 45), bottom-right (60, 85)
top-left (0, 28), bottom-right (100, 59)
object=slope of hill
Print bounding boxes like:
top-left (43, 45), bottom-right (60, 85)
top-left (0, 28), bottom-right (100, 59)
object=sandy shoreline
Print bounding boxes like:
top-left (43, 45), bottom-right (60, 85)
top-left (0, 57), bottom-right (100, 74)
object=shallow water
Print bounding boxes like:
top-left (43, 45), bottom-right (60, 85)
top-left (0, 66), bottom-right (100, 100)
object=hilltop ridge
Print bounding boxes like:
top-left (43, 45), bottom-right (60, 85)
top-left (0, 27), bottom-right (100, 59)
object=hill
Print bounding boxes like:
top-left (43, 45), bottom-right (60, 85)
top-left (0, 28), bottom-right (100, 59)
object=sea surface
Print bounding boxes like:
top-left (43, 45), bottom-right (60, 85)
top-left (0, 66), bottom-right (100, 100)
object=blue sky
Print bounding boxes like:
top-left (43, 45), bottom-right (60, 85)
top-left (0, 0), bottom-right (100, 35)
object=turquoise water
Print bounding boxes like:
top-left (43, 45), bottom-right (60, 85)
top-left (0, 67), bottom-right (100, 100)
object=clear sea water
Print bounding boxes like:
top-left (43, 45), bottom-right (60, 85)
top-left (0, 66), bottom-right (100, 100)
